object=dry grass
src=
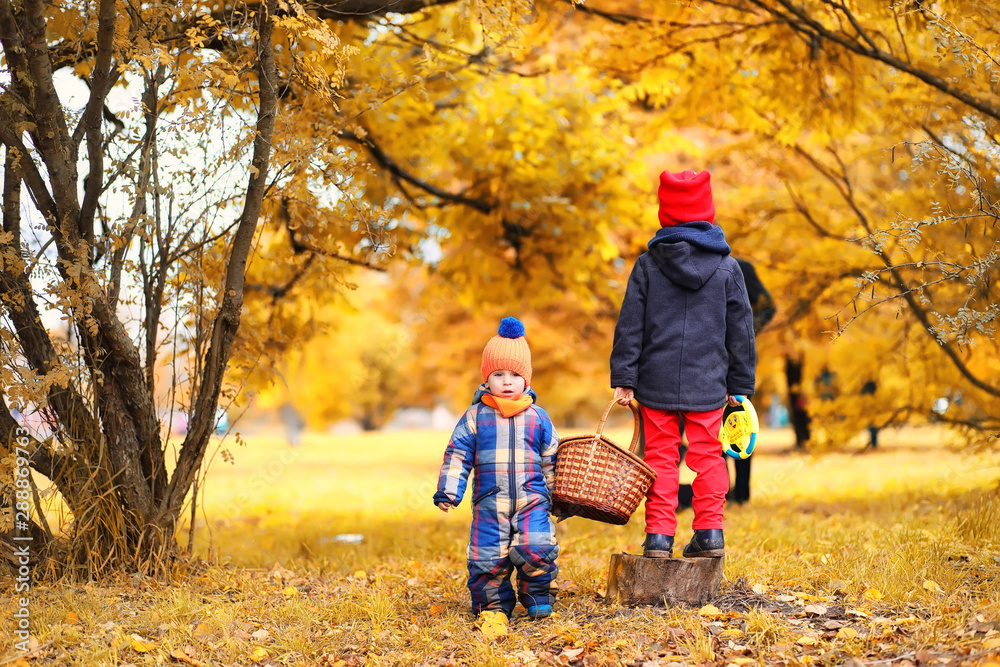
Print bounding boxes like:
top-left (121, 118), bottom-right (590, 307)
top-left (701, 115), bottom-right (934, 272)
top-left (2, 424), bottom-right (999, 666)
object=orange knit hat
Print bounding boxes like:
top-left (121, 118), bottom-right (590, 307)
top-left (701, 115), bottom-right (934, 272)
top-left (481, 317), bottom-right (532, 386)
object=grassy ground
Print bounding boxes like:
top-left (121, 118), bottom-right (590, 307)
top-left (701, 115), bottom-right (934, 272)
top-left (2, 424), bottom-right (999, 666)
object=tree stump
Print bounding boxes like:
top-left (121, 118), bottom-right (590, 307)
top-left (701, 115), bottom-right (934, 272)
top-left (605, 553), bottom-right (724, 606)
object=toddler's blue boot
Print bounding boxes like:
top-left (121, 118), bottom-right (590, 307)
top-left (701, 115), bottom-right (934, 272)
top-left (683, 529), bottom-right (725, 558)
top-left (527, 604), bottom-right (552, 619)
top-left (642, 533), bottom-right (674, 558)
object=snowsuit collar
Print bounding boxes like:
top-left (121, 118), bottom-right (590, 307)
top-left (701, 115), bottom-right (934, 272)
top-left (647, 221), bottom-right (732, 290)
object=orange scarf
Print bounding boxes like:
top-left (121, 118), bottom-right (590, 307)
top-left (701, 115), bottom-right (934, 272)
top-left (482, 393), bottom-right (533, 418)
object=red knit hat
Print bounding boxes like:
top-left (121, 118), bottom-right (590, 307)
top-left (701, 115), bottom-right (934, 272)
top-left (481, 317), bottom-right (532, 387)
top-left (657, 170), bottom-right (715, 226)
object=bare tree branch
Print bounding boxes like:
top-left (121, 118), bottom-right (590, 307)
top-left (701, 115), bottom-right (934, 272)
top-left (800, 147), bottom-right (1000, 399)
top-left (77, 0), bottom-right (120, 251)
top-left (307, 0), bottom-right (459, 19)
top-left (337, 129), bottom-right (495, 214)
top-left (164, 0), bottom-right (281, 517)
top-left (752, 0), bottom-right (1000, 122)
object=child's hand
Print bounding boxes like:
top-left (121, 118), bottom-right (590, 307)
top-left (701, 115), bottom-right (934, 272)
top-left (726, 394), bottom-right (741, 407)
top-left (436, 502), bottom-right (453, 512)
top-left (613, 387), bottom-right (634, 405)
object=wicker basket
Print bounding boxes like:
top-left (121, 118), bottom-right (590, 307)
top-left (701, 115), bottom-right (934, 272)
top-left (552, 399), bottom-right (657, 525)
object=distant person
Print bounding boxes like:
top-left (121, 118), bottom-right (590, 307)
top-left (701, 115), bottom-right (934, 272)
top-left (433, 317), bottom-right (560, 621)
top-left (279, 402), bottom-right (305, 447)
top-left (214, 405), bottom-right (229, 436)
top-left (679, 257), bottom-right (774, 507)
top-left (728, 258), bottom-right (774, 504)
top-left (611, 169), bottom-right (756, 560)
top-left (786, 357), bottom-right (811, 448)
top-left (861, 380), bottom-right (879, 449)
top-left (174, 410), bottom-right (188, 436)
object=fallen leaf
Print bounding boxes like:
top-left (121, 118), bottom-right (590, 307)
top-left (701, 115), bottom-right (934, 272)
top-left (429, 604), bottom-right (445, 616)
top-left (477, 611), bottom-right (508, 641)
top-left (64, 611), bottom-right (79, 624)
top-left (837, 627), bottom-right (859, 639)
top-left (510, 650), bottom-right (539, 664)
top-left (796, 634), bottom-right (820, 646)
top-left (828, 579), bottom-right (849, 592)
top-left (775, 595), bottom-right (797, 603)
top-left (192, 622), bottom-right (213, 639)
top-left (823, 620), bottom-right (846, 630)
top-left (983, 637), bottom-right (1000, 650)
top-left (282, 586), bottom-right (299, 598)
top-left (562, 648), bottom-right (585, 659)
top-left (353, 570), bottom-right (368, 581)
top-left (804, 605), bottom-right (828, 616)
top-left (130, 634), bottom-right (156, 653)
top-left (751, 583), bottom-right (766, 595)
top-left (250, 646), bottom-right (269, 662)
top-left (251, 629), bottom-right (270, 642)
top-left (699, 604), bottom-right (724, 618)
top-left (269, 564), bottom-right (296, 583)
top-left (170, 649), bottom-right (203, 666)
top-left (863, 588), bottom-right (883, 600)
top-left (922, 580), bottom-right (943, 593)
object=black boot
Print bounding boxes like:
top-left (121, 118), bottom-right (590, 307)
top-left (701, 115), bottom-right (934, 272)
top-left (642, 533), bottom-right (674, 558)
top-left (683, 529), bottom-right (724, 558)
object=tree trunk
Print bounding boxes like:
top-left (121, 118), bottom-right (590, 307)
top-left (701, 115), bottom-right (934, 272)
top-left (606, 553), bottom-right (724, 607)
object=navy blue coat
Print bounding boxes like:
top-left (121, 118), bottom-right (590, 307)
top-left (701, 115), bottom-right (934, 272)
top-left (610, 222), bottom-right (756, 411)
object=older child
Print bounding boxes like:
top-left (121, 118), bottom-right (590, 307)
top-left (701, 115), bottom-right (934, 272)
top-left (434, 317), bottom-right (560, 620)
top-left (611, 169), bottom-right (756, 559)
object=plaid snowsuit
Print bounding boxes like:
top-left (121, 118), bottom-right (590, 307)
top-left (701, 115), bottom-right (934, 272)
top-left (433, 385), bottom-right (560, 617)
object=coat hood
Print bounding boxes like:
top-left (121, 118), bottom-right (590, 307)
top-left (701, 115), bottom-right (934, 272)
top-left (647, 221), bottom-right (732, 290)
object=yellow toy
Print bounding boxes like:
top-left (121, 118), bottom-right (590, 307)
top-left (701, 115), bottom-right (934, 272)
top-left (720, 395), bottom-right (759, 459)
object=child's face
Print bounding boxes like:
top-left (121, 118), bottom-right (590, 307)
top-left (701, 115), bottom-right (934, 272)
top-left (486, 370), bottom-right (526, 399)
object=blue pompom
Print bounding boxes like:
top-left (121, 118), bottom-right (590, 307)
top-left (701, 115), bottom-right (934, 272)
top-left (497, 316), bottom-right (525, 339)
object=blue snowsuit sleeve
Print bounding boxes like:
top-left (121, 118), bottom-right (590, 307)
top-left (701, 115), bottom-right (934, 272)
top-left (433, 407), bottom-right (478, 506)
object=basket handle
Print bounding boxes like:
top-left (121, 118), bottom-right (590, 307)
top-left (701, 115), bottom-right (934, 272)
top-left (595, 398), bottom-right (642, 455)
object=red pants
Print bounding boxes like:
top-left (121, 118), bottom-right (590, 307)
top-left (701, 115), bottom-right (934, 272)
top-left (640, 406), bottom-right (727, 536)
